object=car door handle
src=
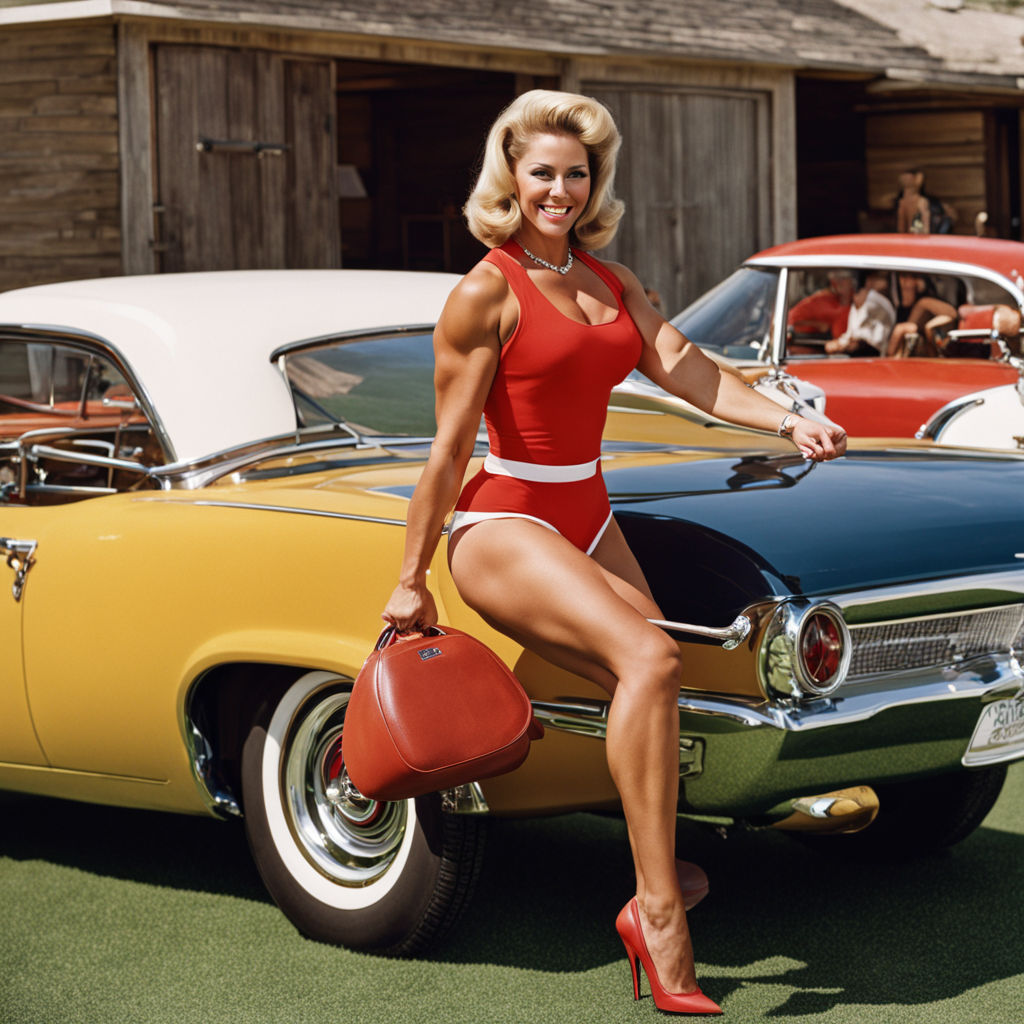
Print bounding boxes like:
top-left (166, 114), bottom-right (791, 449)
top-left (0, 537), bottom-right (37, 601)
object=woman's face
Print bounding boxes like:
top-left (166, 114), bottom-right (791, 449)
top-left (512, 132), bottom-right (591, 246)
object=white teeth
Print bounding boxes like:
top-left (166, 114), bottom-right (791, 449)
top-left (542, 206), bottom-right (568, 215)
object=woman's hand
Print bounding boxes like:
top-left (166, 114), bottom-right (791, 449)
top-left (790, 417), bottom-right (847, 462)
top-left (382, 581), bottom-right (438, 634)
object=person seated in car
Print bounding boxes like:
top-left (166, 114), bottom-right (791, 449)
top-left (886, 273), bottom-right (958, 358)
top-left (788, 270), bottom-right (855, 343)
top-left (825, 271), bottom-right (896, 357)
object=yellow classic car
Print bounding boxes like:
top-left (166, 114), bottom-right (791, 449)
top-left (1, 270), bottom-right (1023, 954)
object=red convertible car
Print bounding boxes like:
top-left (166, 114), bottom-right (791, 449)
top-left (672, 235), bottom-right (1022, 437)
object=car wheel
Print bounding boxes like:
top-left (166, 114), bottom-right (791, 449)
top-left (799, 764), bottom-right (1007, 861)
top-left (240, 671), bottom-right (485, 954)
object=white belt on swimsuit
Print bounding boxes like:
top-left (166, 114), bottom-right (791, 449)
top-left (483, 452), bottom-right (599, 483)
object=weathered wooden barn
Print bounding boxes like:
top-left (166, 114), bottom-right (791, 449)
top-left (1, 0), bottom-right (1023, 313)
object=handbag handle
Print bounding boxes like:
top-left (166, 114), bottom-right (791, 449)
top-left (374, 623), bottom-right (447, 651)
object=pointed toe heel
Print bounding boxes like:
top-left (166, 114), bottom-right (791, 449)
top-left (615, 898), bottom-right (723, 1016)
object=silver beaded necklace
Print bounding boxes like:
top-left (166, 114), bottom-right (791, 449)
top-left (519, 242), bottom-right (573, 276)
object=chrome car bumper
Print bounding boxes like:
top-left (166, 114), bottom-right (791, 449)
top-left (533, 651), bottom-right (1024, 820)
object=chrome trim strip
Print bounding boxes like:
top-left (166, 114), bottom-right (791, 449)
top-left (830, 568), bottom-right (1024, 616)
top-left (150, 432), bottom-right (436, 490)
top-left (28, 443), bottom-right (153, 476)
top-left (531, 698), bottom-right (703, 775)
top-left (172, 499), bottom-right (407, 527)
top-left (679, 654), bottom-right (1023, 733)
top-left (269, 323), bottom-right (436, 362)
top-left (916, 395), bottom-right (987, 441)
top-left (531, 699), bottom-right (609, 739)
top-left (747, 254), bottom-right (1024, 309)
top-left (769, 265), bottom-right (789, 365)
top-left (25, 483), bottom-right (117, 497)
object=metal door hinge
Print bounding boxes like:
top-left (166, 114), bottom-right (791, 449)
top-left (0, 538), bottom-right (37, 600)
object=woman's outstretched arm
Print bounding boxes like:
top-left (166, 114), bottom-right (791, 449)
top-left (614, 262), bottom-right (847, 462)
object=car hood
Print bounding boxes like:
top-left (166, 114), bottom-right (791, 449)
top-left (207, 442), bottom-right (1024, 622)
top-left (605, 446), bottom-right (1024, 621)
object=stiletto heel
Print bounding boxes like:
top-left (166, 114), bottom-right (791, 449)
top-left (624, 943), bottom-right (641, 1000)
top-left (615, 898), bottom-right (723, 1015)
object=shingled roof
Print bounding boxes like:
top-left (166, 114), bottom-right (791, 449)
top-left (2, 0), bottom-right (1023, 84)
top-left (115, 0), bottom-right (928, 71)
top-left (839, 0), bottom-right (1024, 80)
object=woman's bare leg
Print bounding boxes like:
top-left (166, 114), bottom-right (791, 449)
top-left (449, 517), bottom-right (699, 993)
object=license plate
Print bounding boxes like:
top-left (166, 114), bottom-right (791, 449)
top-left (963, 693), bottom-right (1024, 767)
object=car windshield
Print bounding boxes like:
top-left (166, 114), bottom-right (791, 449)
top-left (669, 266), bottom-right (779, 359)
top-left (281, 331), bottom-right (438, 438)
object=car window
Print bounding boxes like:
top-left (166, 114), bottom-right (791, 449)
top-left (0, 341), bottom-right (130, 410)
top-left (282, 331), bottom-right (438, 438)
top-left (0, 338), bottom-right (161, 504)
top-left (669, 267), bottom-right (779, 359)
top-left (783, 268), bottom-right (1020, 361)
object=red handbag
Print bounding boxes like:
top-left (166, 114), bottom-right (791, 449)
top-left (342, 624), bottom-right (544, 801)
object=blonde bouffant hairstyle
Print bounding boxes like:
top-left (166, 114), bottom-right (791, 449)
top-left (464, 90), bottom-right (625, 252)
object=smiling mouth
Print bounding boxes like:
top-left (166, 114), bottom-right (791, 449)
top-left (540, 205), bottom-right (570, 216)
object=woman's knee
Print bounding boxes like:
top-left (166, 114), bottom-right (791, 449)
top-left (621, 628), bottom-right (684, 698)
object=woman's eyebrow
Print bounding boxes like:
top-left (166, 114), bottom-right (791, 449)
top-left (527, 161), bottom-right (588, 171)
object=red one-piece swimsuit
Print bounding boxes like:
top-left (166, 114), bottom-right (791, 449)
top-left (449, 239), bottom-right (644, 554)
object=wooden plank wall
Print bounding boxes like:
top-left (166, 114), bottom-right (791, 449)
top-left (864, 110), bottom-right (986, 234)
top-left (0, 23), bottom-right (122, 292)
top-left (589, 85), bottom-right (772, 316)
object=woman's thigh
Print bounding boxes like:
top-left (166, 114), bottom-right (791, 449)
top-left (447, 517), bottom-right (674, 695)
top-left (589, 515), bottom-right (663, 618)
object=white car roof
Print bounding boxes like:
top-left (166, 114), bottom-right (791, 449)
top-left (0, 269), bottom-right (459, 463)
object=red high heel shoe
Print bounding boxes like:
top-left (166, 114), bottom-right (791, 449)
top-left (615, 898), bottom-right (722, 1015)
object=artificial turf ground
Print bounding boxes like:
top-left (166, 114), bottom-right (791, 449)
top-left (2, 762), bottom-right (1021, 1024)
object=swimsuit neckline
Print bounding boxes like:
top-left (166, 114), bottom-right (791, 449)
top-left (503, 240), bottom-right (623, 329)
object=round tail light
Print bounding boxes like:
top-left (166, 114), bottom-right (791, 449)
top-left (797, 607), bottom-right (849, 696)
top-left (759, 599), bottom-right (851, 700)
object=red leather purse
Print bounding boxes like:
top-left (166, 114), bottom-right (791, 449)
top-left (342, 625), bottom-right (544, 801)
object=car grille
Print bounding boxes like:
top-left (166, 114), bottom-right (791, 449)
top-left (847, 604), bottom-right (1024, 678)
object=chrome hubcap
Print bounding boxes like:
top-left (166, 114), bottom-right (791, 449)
top-left (281, 685), bottom-right (408, 886)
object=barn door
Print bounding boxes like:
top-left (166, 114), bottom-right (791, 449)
top-left (154, 45), bottom-right (339, 272)
top-left (587, 86), bottom-right (770, 316)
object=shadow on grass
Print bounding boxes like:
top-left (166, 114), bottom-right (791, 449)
top-left (444, 806), bottom-right (1024, 1014)
top-left (0, 790), bottom-right (267, 902)
top-left (2, 783), bottom-right (1022, 1015)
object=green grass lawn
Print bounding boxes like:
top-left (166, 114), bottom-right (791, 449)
top-left (2, 763), bottom-right (1022, 1024)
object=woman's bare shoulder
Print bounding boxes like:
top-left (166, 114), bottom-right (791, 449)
top-left (438, 258), bottom-right (510, 349)
top-left (594, 256), bottom-right (643, 292)
top-left (452, 258), bottom-right (509, 307)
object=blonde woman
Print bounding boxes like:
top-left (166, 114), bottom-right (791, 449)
top-left (384, 90), bottom-right (846, 1014)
